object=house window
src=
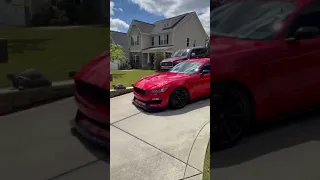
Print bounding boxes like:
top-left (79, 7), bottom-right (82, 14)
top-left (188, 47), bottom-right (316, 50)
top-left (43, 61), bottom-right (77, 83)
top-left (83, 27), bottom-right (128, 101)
top-left (159, 36), bottom-right (163, 45)
top-left (152, 37), bottom-right (154, 46)
top-left (193, 40), bottom-right (196, 47)
top-left (164, 35), bottom-right (168, 44)
top-left (131, 35), bottom-right (139, 46)
top-left (159, 34), bottom-right (169, 45)
top-left (187, 38), bottom-right (190, 47)
top-left (159, 36), bottom-right (161, 45)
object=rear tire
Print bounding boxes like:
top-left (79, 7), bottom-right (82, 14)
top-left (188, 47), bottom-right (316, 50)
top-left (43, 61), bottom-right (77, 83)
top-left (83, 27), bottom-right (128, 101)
top-left (169, 87), bottom-right (190, 109)
top-left (211, 84), bottom-right (254, 150)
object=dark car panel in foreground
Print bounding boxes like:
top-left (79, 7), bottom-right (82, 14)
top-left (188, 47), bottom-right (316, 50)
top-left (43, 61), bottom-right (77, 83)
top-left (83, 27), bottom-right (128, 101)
top-left (71, 51), bottom-right (110, 147)
top-left (211, 0), bottom-right (320, 149)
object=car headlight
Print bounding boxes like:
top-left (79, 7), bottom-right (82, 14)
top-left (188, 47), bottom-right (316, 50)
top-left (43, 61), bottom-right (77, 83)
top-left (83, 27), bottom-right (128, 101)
top-left (150, 87), bottom-right (168, 94)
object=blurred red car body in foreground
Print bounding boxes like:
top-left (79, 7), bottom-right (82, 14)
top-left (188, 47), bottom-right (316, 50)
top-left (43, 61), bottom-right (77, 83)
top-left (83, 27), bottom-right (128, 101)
top-left (71, 51), bottom-right (109, 147)
top-left (211, 0), bottom-right (320, 149)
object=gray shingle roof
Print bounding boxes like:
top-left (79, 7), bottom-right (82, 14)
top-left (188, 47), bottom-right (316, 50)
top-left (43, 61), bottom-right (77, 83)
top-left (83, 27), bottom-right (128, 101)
top-left (131, 12), bottom-right (194, 35)
top-left (110, 31), bottom-right (128, 47)
top-left (132, 20), bottom-right (154, 34)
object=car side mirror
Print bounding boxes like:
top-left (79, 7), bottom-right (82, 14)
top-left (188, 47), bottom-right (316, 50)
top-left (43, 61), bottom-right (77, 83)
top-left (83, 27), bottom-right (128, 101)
top-left (191, 53), bottom-right (196, 57)
top-left (287, 26), bottom-right (320, 41)
top-left (200, 69), bottom-right (210, 75)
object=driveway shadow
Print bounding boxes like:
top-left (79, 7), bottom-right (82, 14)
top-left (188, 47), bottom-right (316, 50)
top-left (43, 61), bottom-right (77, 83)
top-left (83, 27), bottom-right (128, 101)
top-left (70, 129), bottom-right (109, 164)
top-left (211, 110), bottom-right (320, 169)
top-left (137, 97), bottom-right (210, 116)
top-left (8, 38), bottom-right (51, 54)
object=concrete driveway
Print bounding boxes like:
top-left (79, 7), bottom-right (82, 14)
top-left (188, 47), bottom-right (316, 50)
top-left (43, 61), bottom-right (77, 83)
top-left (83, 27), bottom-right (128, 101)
top-left (0, 98), bottom-right (109, 180)
top-left (211, 111), bottom-right (320, 180)
top-left (110, 93), bottom-right (210, 180)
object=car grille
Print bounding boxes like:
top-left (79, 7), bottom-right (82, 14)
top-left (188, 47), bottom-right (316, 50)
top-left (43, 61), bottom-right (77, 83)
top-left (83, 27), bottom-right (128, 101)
top-left (134, 97), bottom-right (162, 105)
top-left (133, 86), bottom-right (147, 96)
top-left (75, 80), bottom-right (109, 105)
top-left (161, 62), bottom-right (172, 66)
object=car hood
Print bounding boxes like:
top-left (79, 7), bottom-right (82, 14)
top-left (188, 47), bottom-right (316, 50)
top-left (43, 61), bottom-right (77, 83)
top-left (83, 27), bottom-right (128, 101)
top-left (210, 36), bottom-right (268, 57)
top-left (74, 51), bottom-right (109, 90)
top-left (161, 57), bottom-right (185, 62)
top-left (134, 72), bottom-right (189, 90)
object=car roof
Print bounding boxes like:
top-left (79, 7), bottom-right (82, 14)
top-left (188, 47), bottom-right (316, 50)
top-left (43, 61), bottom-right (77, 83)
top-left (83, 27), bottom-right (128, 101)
top-left (185, 58), bottom-right (210, 63)
top-left (179, 46), bottom-right (206, 51)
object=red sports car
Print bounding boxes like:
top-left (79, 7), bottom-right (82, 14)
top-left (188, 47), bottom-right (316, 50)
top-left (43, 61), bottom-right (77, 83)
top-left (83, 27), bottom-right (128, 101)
top-left (71, 51), bottom-right (109, 147)
top-left (211, 0), bottom-right (320, 149)
top-left (133, 58), bottom-right (210, 110)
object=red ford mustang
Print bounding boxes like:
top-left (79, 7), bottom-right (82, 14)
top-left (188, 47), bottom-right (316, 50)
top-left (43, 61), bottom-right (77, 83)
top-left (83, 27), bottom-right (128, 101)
top-left (71, 51), bottom-right (109, 147)
top-left (211, 0), bottom-right (320, 149)
top-left (133, 58), bottom-right (210, 111)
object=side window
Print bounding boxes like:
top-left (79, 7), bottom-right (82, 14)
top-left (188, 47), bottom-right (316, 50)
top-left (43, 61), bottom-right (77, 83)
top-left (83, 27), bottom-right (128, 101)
top-left (288, 3), bottom-right (320, 37)
top-left (201, 63), bottom-right (210, 72)
top-left (197, 48), bottom-right (208, 55)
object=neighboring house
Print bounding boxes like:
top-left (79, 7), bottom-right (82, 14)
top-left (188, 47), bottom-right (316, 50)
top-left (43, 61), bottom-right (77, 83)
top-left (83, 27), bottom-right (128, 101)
top-left (127, 11), bottom-right (207, 69)
top-left (0, 0), bottom-right (50, 26)
top-left (110, 30), bottom-right (129, 70)
top-left (0, 0), bottom-right (108, 26)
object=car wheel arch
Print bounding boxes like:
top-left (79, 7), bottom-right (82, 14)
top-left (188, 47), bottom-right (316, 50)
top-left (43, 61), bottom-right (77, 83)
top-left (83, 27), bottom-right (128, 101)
top-left (212, 79), bottom-right (256, 112)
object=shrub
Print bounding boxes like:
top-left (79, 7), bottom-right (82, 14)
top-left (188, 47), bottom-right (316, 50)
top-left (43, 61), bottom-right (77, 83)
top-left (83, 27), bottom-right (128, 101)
top-left (119, 62), bottom-right (132, 70)
top-left (154, 52), bottom-right (164, 71)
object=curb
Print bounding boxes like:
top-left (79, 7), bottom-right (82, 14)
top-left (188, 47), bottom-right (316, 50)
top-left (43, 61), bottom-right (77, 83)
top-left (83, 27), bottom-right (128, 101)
top-left (0, 80), bottom-right (74, 115)
top-left (186, 122), bottom-right (210, 179)
top-left (110, 87), bottom-right (133, 98)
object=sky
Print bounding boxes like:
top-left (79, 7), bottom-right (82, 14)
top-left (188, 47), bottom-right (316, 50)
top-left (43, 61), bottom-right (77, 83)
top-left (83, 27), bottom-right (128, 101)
top-left (110, 0), bottom-right (210, 35)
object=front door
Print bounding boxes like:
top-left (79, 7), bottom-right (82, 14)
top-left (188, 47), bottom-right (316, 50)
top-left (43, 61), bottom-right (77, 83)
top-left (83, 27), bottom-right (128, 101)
top-left (263, 5), bottom-right (320, 116)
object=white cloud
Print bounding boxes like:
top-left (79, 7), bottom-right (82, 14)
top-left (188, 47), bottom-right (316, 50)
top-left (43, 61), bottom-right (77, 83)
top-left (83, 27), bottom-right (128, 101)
top-left (129, 0), bottom-right (210, 34)
top-left (118, 8), bottom-right (123, 12)
top-left (110, 1), bottom-right (115, 16)
top-left (110, 18), bottom-right (130, 32)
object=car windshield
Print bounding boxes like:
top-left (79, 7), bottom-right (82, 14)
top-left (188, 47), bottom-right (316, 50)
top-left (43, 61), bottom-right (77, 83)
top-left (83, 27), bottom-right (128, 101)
top-left (170, 61), bottom-right (202, 74)
top-left (172, 49), bottom-right (189, 57)
top-left (211, 0), bottom-right (296, 40)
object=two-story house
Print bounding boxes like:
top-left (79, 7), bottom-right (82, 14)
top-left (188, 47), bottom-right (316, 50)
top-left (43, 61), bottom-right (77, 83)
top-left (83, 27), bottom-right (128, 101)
top-left (127, 11), bottom-right (208, 69)
top-left (110, 30), bottom-right (129, 70)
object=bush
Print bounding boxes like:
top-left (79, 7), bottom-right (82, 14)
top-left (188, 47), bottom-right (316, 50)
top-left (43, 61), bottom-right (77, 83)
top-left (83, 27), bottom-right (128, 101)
top-left (119, 63), bottom-right (132, 70)
top-left (154, 52), bottom-right (164, 71)
top-left (50, 6), bottom-right (70, 25)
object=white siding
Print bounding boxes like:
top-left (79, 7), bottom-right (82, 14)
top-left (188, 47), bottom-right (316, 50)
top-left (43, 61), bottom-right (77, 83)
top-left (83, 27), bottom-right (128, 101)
top-left (173, 14), bottom-right (207, 52)
top-left (128, 25), bottom-right (141, 51)
top-left (0, 0), bottom-right (26, 26)
top-left (141, 34), bottom-right (151, 49)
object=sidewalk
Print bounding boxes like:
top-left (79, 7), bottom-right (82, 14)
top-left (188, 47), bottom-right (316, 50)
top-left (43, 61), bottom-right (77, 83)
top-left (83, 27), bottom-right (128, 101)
top-left (110, 93), bottom-right (210, 180)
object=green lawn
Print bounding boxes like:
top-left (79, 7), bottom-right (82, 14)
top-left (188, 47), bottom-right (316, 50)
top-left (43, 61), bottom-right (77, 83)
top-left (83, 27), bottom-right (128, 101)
top-left (203, 142), bottom-right (210, 180)
top-left (110, 69), bottom-right (157, 88)
top-left (0, 26), bottom-right (108, 88)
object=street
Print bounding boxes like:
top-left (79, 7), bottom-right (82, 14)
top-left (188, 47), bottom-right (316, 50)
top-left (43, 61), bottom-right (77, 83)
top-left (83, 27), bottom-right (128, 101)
top-left (110, 93), bottom-right (210, 180)
top-left (211, 111), bottom-right (320, 180)
top-left (0, 98), bottom-right (109, 180)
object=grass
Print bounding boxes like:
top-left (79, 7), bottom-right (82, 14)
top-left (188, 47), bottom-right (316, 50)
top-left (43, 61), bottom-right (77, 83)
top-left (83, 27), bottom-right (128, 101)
top-left (203, 141), bottom-right (210, 180)
top-left (110, 69), bottom-right (156, 89)
top-left (0, 26), bottom-right (108, 88)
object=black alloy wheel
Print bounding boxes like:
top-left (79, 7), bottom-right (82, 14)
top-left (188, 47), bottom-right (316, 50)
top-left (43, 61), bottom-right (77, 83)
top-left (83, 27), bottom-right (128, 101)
top-left (212, 86), bottom-right (253, 150)
top-left (170, 87), bottom-right (190, 109)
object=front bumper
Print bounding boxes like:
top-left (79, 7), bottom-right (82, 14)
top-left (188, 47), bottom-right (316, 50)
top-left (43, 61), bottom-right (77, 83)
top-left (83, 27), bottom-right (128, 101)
top-left (160, 66), bottom-right (173, 70)
top-left (70, 117), bottom-right (109, 148)
top-left (132, 97), bottom-right (166, 112)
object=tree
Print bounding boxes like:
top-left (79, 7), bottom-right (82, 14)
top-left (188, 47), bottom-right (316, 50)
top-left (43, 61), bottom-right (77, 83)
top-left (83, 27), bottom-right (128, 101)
top-left (110, 42), bottom-right (126, 64)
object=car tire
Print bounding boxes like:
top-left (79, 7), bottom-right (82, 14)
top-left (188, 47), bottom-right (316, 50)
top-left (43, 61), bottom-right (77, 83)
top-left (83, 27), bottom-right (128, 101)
top-left (169, 87), bottom-right (190, 109)
top-left (211, 83), bottom-right (254, 151)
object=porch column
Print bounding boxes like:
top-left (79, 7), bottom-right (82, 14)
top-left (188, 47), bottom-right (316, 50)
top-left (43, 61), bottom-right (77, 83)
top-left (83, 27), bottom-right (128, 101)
top-left (147, 53), bottom-right (150, 64)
